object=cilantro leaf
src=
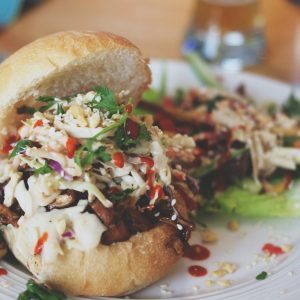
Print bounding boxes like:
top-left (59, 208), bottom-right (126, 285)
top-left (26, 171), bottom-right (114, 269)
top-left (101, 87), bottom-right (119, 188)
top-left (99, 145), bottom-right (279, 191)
top-left (283, 93), bottom-right (300, 117)
top-left (88, 86), bottom-right (120, 114)
top-left (75, 114), bottom-right (128, 168)
top-left (114, 122), bottom-right (151, 151)
top-left (256, 271), bottom-right (268, 280)
top-left (78, 146), bottom-right (112, 169)
top-left (110, 188), bottom-right (134, 202)
top-left (35, 161), bottom-right (53, 175)
top-left (37, 96), bottom-right (70, 115)
top-left (9, 140), bottom-right (34, 158)
top-left (18, 279), bottom-right (66, 300)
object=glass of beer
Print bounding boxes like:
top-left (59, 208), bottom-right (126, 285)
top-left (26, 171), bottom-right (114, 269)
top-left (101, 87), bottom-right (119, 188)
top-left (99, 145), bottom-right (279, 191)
top-left (185, 0), bottom-right (265, 70)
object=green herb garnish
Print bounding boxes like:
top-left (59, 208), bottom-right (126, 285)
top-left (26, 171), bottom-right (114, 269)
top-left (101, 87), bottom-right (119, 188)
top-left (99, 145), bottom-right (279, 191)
top-left (75, 114), bottom-right (128, 168)
top-left (18, 279), bottom-right (66, 300)
top-left (111, 188), bottom-right (134, 202)
top-left (256, 271), bottom-right (268, 281)
top-left (114, 122), bottom-right (151, 151)
top-left (37, 96), bottom-right (70, 115)
top-left (35, 161), bottom-right (53, 175)
top-left (283, 93), bottom-right (300, 117)
top-left (88, 86), bottom-right (120, 114)
top-left (9, 140), bottom-right (34, 158)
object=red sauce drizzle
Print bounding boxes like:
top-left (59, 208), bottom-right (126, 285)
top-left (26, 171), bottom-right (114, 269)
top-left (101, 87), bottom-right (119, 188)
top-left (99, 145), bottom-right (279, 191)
top-left (125, 119), bottom-right (140, 139)
top-left (184, 244), bottom-right (210, 260)
top-left (0, 268), bottom-right (7, 276)
top-left (262, 243), bottom-right (284, 255)
top-left (188, 265), bottom-right (208, 277)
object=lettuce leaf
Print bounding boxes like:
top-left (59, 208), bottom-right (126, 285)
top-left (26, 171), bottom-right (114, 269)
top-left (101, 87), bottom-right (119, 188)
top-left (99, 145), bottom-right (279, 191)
top-left (206, 178), bottom-right (300, 217)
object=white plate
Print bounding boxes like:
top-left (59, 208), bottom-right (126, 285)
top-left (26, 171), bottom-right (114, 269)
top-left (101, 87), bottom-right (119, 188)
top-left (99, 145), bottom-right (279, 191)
top-left (1, 59), bottom-right (299, 300)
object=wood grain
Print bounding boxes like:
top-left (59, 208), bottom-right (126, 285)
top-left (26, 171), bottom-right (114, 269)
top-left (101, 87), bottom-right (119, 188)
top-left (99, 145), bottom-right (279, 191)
top-left (0, 0), bottom-right (300, 81)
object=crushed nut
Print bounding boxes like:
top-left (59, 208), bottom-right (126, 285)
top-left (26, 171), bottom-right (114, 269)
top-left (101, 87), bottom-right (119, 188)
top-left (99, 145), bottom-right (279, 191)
top-left (227, 220), bottom-right (239, 231)
top-left (281, 244), bottom-right (293, 253)
top-left (212, 262), bottom-right (237, 278)
top-left (200, 228), bottom-right (218, 243)
top-left (205, 280), bottom-right (215, 288)
top-left (69, 104), bottom-right (88, 126)
top-left (217, 280), bottom-right (233, 287)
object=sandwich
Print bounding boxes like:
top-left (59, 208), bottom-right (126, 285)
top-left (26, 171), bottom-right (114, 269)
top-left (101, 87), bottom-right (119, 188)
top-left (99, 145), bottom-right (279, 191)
top-left (0, 31), bottom-right (194, 296)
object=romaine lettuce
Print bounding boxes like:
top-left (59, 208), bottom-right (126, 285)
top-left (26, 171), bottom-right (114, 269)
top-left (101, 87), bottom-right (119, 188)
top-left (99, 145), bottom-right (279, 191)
top-left (206, 178), bottom-right (300, 217)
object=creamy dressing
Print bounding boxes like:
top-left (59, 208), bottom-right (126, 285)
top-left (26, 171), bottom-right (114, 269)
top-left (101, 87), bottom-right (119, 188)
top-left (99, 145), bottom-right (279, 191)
top-left (3, 201), bottom-right (106, 263)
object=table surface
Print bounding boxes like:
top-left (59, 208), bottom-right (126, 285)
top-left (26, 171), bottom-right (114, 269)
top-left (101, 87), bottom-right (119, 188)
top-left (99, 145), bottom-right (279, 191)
top-left (0, 0), bottom-right (300, 82)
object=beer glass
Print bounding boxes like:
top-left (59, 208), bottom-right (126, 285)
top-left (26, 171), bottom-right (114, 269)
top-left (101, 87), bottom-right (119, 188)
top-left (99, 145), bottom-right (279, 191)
top-left (185, 0), bottom-right (265, 70)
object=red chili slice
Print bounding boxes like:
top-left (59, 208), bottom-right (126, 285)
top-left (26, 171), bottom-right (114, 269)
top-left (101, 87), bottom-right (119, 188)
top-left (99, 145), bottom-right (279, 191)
top-left (33, 119), bottom-right (43, 128)
top-left (66, 137), bottom-right (77, 159)
top-left (113, 152), bottom-right (124, 168)
top-left (34, 232), bottom-right (48, 255)
top-left (149, 184), bottom-right (164, 200)
top-left (140, 157), bottom-right (154, 168)
top-left (147, 168), bottom-right (155, 187)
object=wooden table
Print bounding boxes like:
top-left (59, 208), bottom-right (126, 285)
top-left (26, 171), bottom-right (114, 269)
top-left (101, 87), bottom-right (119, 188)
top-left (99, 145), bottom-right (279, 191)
top-left (0, 0), bottom-right (300, 82)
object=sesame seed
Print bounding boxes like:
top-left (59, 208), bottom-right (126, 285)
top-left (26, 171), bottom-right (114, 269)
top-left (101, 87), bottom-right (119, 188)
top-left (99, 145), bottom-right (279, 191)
top-left (154, 212), bottom-right (160, 217)
top-left (171, 199), bottom-right (176, 206)
top-left (177, 224), bottom-right (183, 230)
top-left (171, 214), bottom-right (177, 221)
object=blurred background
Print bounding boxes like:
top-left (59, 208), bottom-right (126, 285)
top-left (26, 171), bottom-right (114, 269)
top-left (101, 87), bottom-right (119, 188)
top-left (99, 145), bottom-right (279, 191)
top-left (0, 0), bottom-right (300, 82)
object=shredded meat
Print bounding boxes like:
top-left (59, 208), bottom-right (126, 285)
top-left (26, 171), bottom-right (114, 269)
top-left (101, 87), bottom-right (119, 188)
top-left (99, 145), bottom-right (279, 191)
top-left (0, 204), bottom-right (19, 227)
top-left (89, 200), bottom-right (116, 226)
top-left (101, 220), bottom-right (131, 245)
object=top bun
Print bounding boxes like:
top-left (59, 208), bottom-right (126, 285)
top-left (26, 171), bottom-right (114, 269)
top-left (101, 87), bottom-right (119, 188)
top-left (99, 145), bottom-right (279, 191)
top-left (0, 31), bottom-right (151, 144)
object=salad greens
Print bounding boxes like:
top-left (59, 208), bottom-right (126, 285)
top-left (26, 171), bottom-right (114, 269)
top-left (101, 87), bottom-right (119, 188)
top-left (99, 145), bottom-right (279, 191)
top-left (18, 279), bottom-right (66, 300)
top-left (206, 178), bottom-right (300, 217)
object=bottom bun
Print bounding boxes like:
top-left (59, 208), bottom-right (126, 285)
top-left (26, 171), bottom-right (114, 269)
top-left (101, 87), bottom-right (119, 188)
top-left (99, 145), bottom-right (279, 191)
top-left (5, 224), bottom-right (183, 296)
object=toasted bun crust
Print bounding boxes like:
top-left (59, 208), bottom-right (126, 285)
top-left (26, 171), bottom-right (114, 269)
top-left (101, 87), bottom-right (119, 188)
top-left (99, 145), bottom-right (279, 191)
top-left (0, 31), bottom-right (151, 144)
top-left (4, 224), bottom-right (183, 296)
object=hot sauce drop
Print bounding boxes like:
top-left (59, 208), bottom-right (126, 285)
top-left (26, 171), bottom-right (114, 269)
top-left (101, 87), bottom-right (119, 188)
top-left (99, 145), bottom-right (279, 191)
top-left (184, 244), bottom-right (210, 260)
top-left (188, 265), bottom-right (208, 277)
top-left (0, 268), bottom-right (7, 276)
top-left (262, 243), bottom-right (284, 255)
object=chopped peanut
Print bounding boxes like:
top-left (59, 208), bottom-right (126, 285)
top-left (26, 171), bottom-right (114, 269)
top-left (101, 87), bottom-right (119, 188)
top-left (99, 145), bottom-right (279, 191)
top-left (227, 220), bottom-right (239, 231)
top-left (200, 228), bottom-right (218, 243)
top-left (217, 280), bottom-right (233, 288)
top-left (281, 244), bottom-right (293, 253)
top-left (205, 280), bottom-right (215, 288)
top-left (69, 104), bottom-right (88, 126)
